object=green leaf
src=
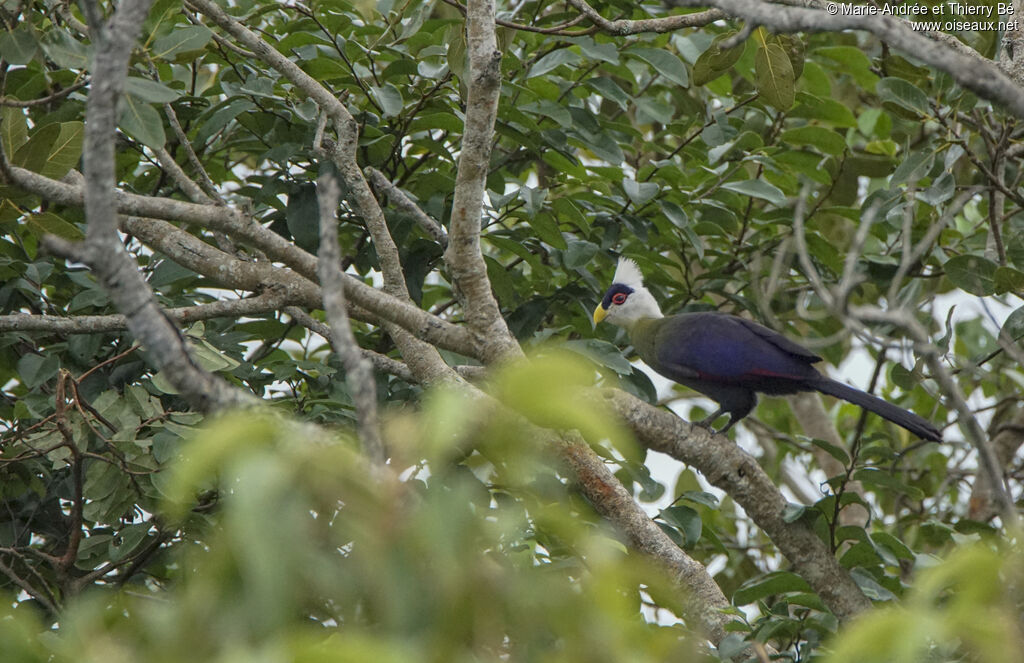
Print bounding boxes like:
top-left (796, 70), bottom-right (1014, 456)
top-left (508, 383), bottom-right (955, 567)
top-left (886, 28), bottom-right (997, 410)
top-left (721, 179), bottom-right (787, 206)
top-left (780, 126), bottom-right (847, 155)
top-left (585, 77), bottom-right (631, 110)
top-left (578, 37), bottom-right (619, 64)
top-left (0, 22), bottom-right (39, 64)
top-left (994, 266), bottom-right (1024, 295)
top-left (622, 178), bottom-right (659, 206)
top-left (659, 505), bottom-right (701, 547)
top-left (754, 43), bottom-right (795, 110)
top-left (733, 571), bottom-right (812, 605)
top-left (849, 568), bottom-right (897, 600)
top-left (944, 254), bottom-right (998, 296)
top-left (12, 123), bottom-right (59, 173)
top-left (1001, 305), bottom-right (1024, 342)
top-left (38, 121), bottom-right (84, 180)
top-left (370, 83), bottom-right (404, 117)
top-left (0, 107), bottom-right (28, 156)
top-left (876, 77), bottom-right (930, 116)
top-left (16, 353), bottom-right (60, 390)
top-left (125, 77), bottom-right (180, 103)
top-left (561, 338), bottom-right (632, 375)
top-left (40, 29), bottom-right (90, 68)
top-left (692, 32), bottom-right (745, 86)
top-left (629, 47), bottom-right (689, 87)
top-left (526, 211), bottom-right (566, 249)
top-left (805, 436), bottom-right (851, 466)
top-left (288, 184), bottom-right (320, 253)
top-left (562, 239), bottom-right (599, 270)
top-left (782, 503), bottom-right (806, 523)
top-left (24, 212), bottom-right (84, 242)
top-left (120, 96), bottom-right (166, 148)
top-left (151, 25), bottom-right (213, 60)
top-left (853, 468), bottom-right (925, 500)
top-left (814, 45), bottom-right (879, 88)
top-left (529, 48), bottom-right (582, 77)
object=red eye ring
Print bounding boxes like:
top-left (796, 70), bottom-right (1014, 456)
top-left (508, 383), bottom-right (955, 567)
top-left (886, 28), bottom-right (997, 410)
top-left (611, 292), bottom-right (627, 305)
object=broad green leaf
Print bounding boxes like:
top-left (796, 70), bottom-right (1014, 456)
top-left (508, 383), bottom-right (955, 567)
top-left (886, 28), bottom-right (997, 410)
top-left (994, 266), bottom-right (1024, 294)
top-left (562, 239), bottom-right (599, 270)
top-left (586, 77), bottom-right (631, 110)
top-left (39, 29), bottom-right (90, 68)
top-left (623, 178), bottom-right (659, 206)
top-left (877, 77), bottom-right (930, 116)
top-left (754, 42), bottom-right (795, 110)
top-left (1001, 305), bottom-right (1024, 341)
top-left (125, 77), bottom-right (180, 103)
top-left (659, 505), bottom-right (701, 547)
top-left (944, 254), bottom-right (998, 296)
top-left (38, 121), bottom-right (84, 180)
top-left (791, 93), bottom-right (857, 127)
top-left (721, 179), bottom-right (787, 206)
top-left (12, 123), bottom-right (59, 173)
top-left (0, 22), bottom-right (39, 64)
top-left (629, 47), bottom-right (689, 87)
top-left (780, 126), bottom-right (847, 155)
top-left (692, 32), bottom-right (745, 86)
top-left (287, 184), bottom-right (320, 253)
top-left (561, 338), bottom-right (631, 374)
top-left (16, 353), bottom-right (60, 390)
top-left (805, 436), bottom-right (851, 466)
top-left (151, 25), bottom-right (213, 60)
top-left (529, 48), bottom-right (582, 77)
top-left (24, 212), bottom-right (84, 241)
top-left (578, 37), bottom-right (619, 64)
top-left (370, 83), bottom-right (404, 117)
top-left (0, 106), bottom-right (29, 156)
top-left (733, 571), bottom-right (812, 605)
top-left (526, 211), bottom-right (566, 249)
top-left (120, 96), bottom-right (166, 148)
top-left (853, 468), bottom-right (925, 500)
top-left (814, 45), bottom-right (879, 88)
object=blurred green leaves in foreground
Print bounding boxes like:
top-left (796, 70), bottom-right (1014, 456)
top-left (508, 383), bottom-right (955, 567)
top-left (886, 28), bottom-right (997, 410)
top-left (1, 353), bottom-right (700, 663)
top-left (2, 352), bottom-right (1022, 662)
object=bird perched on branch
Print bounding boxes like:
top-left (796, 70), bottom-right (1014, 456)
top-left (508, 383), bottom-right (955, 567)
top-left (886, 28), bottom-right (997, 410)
top-left (593, 259), bottom-right (942, 442)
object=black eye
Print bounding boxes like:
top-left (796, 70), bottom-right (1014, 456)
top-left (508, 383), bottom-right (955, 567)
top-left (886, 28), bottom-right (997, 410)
top-left (611, 292), bottom-right (627, 305)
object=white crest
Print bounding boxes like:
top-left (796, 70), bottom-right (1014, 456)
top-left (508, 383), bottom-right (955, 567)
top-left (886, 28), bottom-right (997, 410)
top-left (613, 258), bottom-right (644, 288)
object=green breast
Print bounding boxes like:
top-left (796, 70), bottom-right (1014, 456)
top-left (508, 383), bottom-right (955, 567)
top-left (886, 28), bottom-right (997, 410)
top-left (629, 317), bottom-right (666, 368)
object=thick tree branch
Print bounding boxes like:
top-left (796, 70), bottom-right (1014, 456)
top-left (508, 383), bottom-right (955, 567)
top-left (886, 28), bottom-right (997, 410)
top-left (317, 172), bottom-right (386, 465)
top-left (283, 307), bottom-right (418, 383)
top-left (0, 292), bottom-right (288, 334)
top-left (1, 165), bottom-right (474, 356)
top-left (603, 389), bottom-right (873, 622)
top-left (444, 0), bottom-right (522, 363)
top-left (555, 435), bottom-right (736, 644)
top-left (566, 0), bottom-right (724, 33)
top-left (186, 0), bottom-right (462, 384)
top-left (366, 167), bottom-right (448, 247)
top-left (41, 0), bottom-right (253, 412)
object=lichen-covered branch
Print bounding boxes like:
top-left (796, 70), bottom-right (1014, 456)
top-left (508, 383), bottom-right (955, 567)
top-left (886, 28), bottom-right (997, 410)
top-left (0, 292), bottom-right (287, 334)
top-left (444, 0), bottom-right (522, 363)
top-left (2, 165), bottom-right (475, 356)
top-left (41, 0), bottom-right (253, 412)
top-left (317, 172), bottom-right (386, 465)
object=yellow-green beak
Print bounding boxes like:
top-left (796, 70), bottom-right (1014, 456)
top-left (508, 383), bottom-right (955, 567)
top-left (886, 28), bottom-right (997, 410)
top-left (593, 305), bottom-right (608, 325)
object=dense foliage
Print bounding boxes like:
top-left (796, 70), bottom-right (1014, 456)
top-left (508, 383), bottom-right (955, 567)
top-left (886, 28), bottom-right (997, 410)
top-left (1, 0), bottom-right (1022, 660)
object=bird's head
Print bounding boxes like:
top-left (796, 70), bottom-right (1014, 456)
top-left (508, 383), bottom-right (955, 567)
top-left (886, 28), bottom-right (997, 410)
top-left (593, 258), bottom-right (663, 331)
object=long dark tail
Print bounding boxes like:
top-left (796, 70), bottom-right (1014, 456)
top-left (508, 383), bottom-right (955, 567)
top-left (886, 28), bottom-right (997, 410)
top-left (812, 377), bottom-right (943, 442)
